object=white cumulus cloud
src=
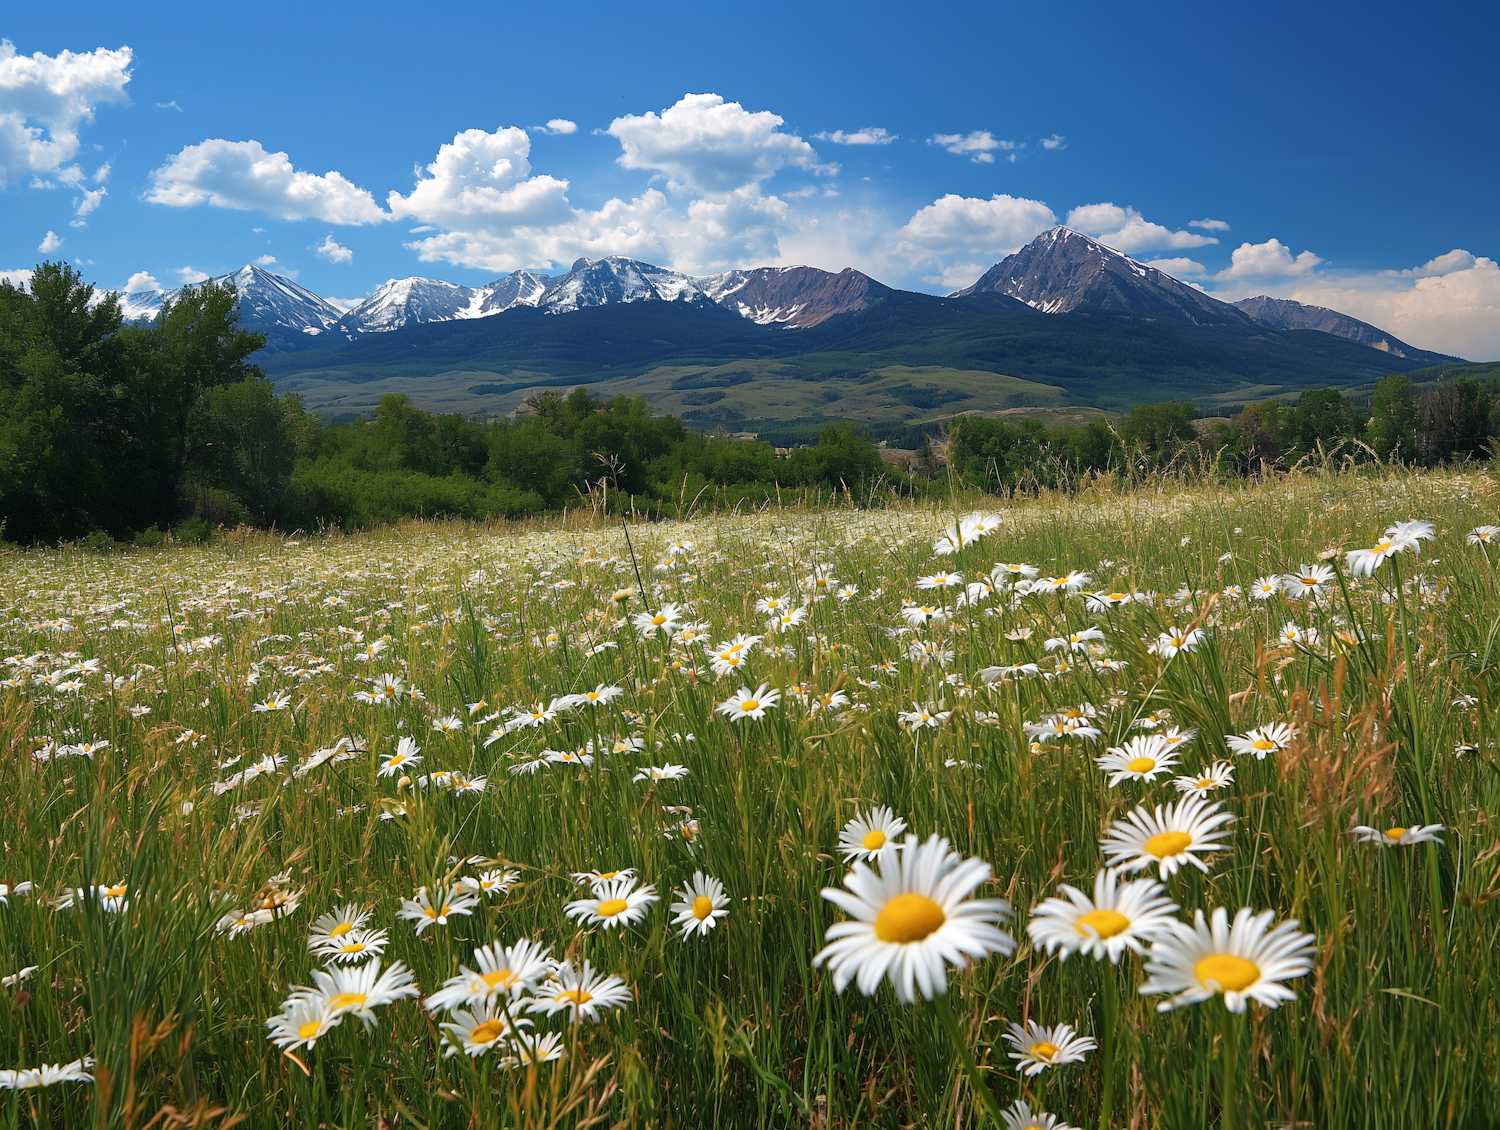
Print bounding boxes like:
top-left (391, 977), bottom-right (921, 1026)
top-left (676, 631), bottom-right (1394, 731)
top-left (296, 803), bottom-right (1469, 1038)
top-left (896, 193), bottom-right (1057, 289)
top-left (38, 229), bottom-right (61, 252)
top-left (1041, 134), bottom-right (1066, 150)
top-left (1146, 257), bottom-right (1207, 277)
top-left (1065, 203), bottom-right (1217, 254)
top-left (175, 267), bottom-right (208, 284)
top-left (254, 254), bottom-right (276, 266)
top-left (1189, 217), bottom-right (1230, 231)
top-left (541, 119), bottom-right (577, 135)
top-left (607, 93), bottom-right (833, 193)
top-left (146, 139), bottom-right (388, 224)
top-left (929, 131), bottom-right (1014, 164)
top-left (1, 267), bottom-right (33, 288)
top-left (1216, 237), bottom-right (1322, 280)
top-left (124, 270), bottom-right (158, 291)
top-left (314, 234), bottom-right (353, 263)
top-left (70, 184), bottom-right (105, 225)
top-left (815, 127), bottom-right (896, 146)
top-left (0, 39), bottom-right (131, 188)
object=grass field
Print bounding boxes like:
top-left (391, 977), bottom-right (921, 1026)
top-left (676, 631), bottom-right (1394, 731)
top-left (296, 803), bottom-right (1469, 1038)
top-left (271, 360), bottom-right (1070, 424)
top-left (2, 468), bottom-right (1497, 1128)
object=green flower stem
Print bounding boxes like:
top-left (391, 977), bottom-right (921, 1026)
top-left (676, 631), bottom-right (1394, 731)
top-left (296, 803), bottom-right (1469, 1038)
top-left (933, 991), bottom-right (1006, 1128)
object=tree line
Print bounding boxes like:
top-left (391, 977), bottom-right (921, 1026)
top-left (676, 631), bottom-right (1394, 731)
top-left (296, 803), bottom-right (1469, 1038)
top-left (0, 265), bottom-right (895, 545)
top-left (942, 375), bottom-right (1500, 492)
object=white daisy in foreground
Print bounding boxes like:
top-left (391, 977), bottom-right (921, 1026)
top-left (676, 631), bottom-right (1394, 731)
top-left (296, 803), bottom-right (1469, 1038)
top-left (1282, 563), bottom-right (1333, 598)
top-left (379, 737), bottom-right (422, 777)
top-left (1094, 735), bottom-right (1180, 786)
top-left (1001, 1099), bottom-right (1078, 1130)
top-left (314, 927), bottom-right (390, 964)
top-left (501, 1029), bottom-right (567, 1070)
top-left (527, 960), bottom-right (633, 1024)
top-left (1172, 761), bottom-right (1235, 797)
top-left (1026, 869), bottom-right (1178, 963)
top-left (1226, 722), bottom-right (1294, 759)
top-left (1351, 823), bottom-right (1445, 847)
top-left (1467, 525), bottom-right (1500, 546)
top-left (716, 683), bottom-right (780, 722)
top-left (1150, 627), bottom-right (1205, 659)
top-left (1250, 575), bottom-right (1281, 600)
top-left (1003, 1019), bottom-right (1096, 1076)
top-left (425, 939), bottom-right (556, 1014)
top-left (669, 871), bottom-right (730, 938)
top-left (633, 763), bottom-right (688, 782)
top-left (838, 805), bottom-right (909, 862)
top-left (291, 959), bottom-right (420, 1028)
top-left (563, 876), bottom-right (659, 930)
top-left (438, 998), bottom-right (531, 1058)
top-left (1101, 795), bottom-right (1234, 879)
top-left (0, 1057), bottom-right (95, 1089)
top-left (1139, 906), bottom-right (1316, 1012)
top-left (397, 886), bottom-right (478, 935)
top-left (814, 834), bottom-right (1015, 1004)
top-left (308, 902), bottom-right (372, 950)
top-left (266, 995), bottom-right (341, 1051)
top-left (461, 869), bottom-right (519, 898)
top-left (1346, 520), bottom-right (1435, 577)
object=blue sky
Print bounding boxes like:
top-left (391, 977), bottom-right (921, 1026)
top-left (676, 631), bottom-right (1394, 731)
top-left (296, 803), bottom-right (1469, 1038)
top-left (4, 2), bottom-right (1498, 357)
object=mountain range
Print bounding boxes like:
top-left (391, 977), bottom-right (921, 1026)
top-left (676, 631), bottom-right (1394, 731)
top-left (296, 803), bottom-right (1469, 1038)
top-left (111, 229), bottom-right (1462, 421)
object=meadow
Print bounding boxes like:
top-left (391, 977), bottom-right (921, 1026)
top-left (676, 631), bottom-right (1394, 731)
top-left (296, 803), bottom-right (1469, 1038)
top-left (1, 467), bottom-right (1497, 1129)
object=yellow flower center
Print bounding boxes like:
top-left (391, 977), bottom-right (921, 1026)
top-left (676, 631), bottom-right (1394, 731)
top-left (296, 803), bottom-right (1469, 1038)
top-left (1196, 777), bottom-right (1217, 789)
top-left (1373, 541), bottom-right (1393, 554)
top-left (651, 614), bottom-right (667, 626)
top-left (340, 942), bottom-right (366, 954)
top-left (558, 988), bottom-right (593, 1006)
top-left (1300, 577), bottom-right (1317, 586)
top-left (597, 871), bottom-right (619, 880)
top-left (481, 969), bottom-right (516, 989)
top-left (1126, 757), bottom-right (1157, 773)
top-left (1195, 954), bottom-right (1260, 992)
top-left (105, 885), bottom-right (128, 898)
top-left (1251, 737), bottom-right (1275, 751)
top-left (597, 898), bottom-right (630, 917)
top-left (1029, 1041), bottom-right (1060, 1062)
top-left (874, 893), bottom-right (946, 943)
top-left (1145, 831), bottom-right (1194, 858)
top-left (329, 920), bottom-right (354, 937)
top-left (692, 896), bottom-right (714, 921)
top-left (1385, 827), bottom-right (1407, 842)
top-left (327, 992), bottom-right (367, 1010)
top-left (298, 1020), bottom-right (322, 1039)
top-left (422, 906), bottom-right (439, 919)
top-left (470, 1019), bottom-right (505, 1044)
top-left (740, 700), bottom-right (759, 711)
top-left (1076, 909), bottom-right (1130, 938)
top-left (862, 829), bottom-right (888, 851)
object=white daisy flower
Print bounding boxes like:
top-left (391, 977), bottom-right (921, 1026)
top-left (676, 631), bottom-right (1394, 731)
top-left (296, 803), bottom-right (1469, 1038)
top-left (1225, 722), bottom-right (1294, 759)
top-left (288, 959), bottom-right (420, 1028)
top-left (1172, 761), bottom-right (1235, 796)
top-left (1100, 795), bottom-right (1234, 879)
top-left (1026, 868), bottom-right (1178, 963)
top-left (1000, 1099), bottom-right (1078, 1130)
top-left (837, 805), bottom-right (909, 862)
top-left (313, 927), bottom-right (390, 964)
top-left (814, 834), bottom-right (1015, 1004)
top-left (425, 939), bottom-right (557, 1014)
top-left (1003, 1019), bottom-right (1096, 1076)
top-left (716, 683), bottom-right (780, 722)
top-left (669, 871), bottom-right (730, 938)
top-left (527, 960), bottom-right (632, 1024)
top-left (1350, 823), bottom-right (1444, 847)
top-left (397, 886), bottom-right (478, 935)
top-left (1139, 906), bottom-right (1317, 1012)
top-left (438, 998), bottom-right (532, 1058)
top-left (1094, 735), bottom-right (1180, 786)
top-left (563, 875), bottom-right (659, 930)
top-left (0, 1057), bottom-right (95, 1089)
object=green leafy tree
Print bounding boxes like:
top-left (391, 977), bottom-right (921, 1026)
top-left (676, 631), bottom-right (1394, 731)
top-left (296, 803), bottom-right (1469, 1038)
top-left (1370, 373), bottom-right (1419, 462)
